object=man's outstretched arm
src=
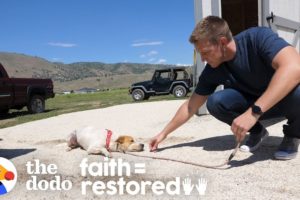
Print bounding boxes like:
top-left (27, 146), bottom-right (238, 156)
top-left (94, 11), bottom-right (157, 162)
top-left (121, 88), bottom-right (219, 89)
top-left (149, 93), bottom-right (208, 151)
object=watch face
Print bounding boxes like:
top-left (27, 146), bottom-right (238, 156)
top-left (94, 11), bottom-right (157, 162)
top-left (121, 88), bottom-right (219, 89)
top-left (252, 105), bottom-right (262, 115)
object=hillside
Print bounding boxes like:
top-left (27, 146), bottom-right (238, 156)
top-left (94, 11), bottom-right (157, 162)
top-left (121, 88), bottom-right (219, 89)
top-left (0, 52), bottom-right (191, 92)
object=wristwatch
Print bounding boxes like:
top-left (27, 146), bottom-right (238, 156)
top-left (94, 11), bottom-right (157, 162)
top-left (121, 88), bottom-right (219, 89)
top-left (251, 104), bottom-right (263, 116)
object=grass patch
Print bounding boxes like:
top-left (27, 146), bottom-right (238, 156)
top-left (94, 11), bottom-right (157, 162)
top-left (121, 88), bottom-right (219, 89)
top-left (0, 88), bottom-right (187, 128)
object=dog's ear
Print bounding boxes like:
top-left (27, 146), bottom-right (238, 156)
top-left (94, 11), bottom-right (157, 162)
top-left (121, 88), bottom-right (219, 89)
top-left (115, 136), bottom-right (125, 144)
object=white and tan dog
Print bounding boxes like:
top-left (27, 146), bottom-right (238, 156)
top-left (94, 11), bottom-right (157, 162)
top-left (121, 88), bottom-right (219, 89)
top-left (66, 126), bottom-right (144, 157)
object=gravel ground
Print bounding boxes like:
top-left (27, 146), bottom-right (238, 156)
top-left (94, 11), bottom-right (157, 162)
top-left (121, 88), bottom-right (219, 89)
top-left (0, 100), bottom-right (299, 200)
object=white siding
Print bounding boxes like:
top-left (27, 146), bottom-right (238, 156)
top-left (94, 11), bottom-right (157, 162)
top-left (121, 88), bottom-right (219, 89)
top-left (269, 0), bottom-right (300, 50)
top-left (193, 0), bottom-right (222, 115)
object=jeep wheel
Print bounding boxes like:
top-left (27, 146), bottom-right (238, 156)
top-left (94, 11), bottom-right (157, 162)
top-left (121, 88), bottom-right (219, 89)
top-left (132, 89), bottom-right (145, 101)
top-left (173, 85), bottom-right (187, 98)
top-left (27, 95), bottom-right (45, 113)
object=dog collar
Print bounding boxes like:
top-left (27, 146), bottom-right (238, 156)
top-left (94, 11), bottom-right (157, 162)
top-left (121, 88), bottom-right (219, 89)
top-left (105, 129), bottom-right (113, 151)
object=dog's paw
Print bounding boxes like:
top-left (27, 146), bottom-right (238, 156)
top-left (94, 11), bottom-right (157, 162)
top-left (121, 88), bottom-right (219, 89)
top-left (66, 147), bottom-right (72, 152)
top-left (103, 152), bottom-right (112, 158)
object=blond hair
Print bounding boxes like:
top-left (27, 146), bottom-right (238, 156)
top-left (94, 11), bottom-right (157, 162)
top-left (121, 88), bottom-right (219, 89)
top-left (189, 16), bottom-right (233, 45)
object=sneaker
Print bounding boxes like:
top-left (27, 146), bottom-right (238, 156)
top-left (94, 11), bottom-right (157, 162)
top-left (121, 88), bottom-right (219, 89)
top-left (274, 136), bottom-right (299, 160)
top-left (240, 128), bottom-right (269, 152)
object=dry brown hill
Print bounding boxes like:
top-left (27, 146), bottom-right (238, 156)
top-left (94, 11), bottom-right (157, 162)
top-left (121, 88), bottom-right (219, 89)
top-left (0, 52), bottom-right (188, 92)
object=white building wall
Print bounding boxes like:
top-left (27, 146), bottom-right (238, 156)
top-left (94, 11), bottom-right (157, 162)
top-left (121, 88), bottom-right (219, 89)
top-left (268, 0), bottom-right (300, 50)
top-left (269, 0), bottom-right (300, 21)
top-left (193, 0), bottom-right (221, 115)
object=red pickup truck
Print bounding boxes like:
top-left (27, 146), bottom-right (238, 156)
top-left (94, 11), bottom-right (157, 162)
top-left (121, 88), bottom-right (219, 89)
top-left (0, 63), bottom-right (55, 115)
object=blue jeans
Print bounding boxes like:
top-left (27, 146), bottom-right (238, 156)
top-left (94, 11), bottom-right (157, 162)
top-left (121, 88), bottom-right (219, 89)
top-left (206, 86), bottom-right (300, 138)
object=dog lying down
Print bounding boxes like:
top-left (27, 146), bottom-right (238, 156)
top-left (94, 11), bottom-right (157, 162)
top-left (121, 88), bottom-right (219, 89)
top-left (66, 126), bottom-right (144, 157)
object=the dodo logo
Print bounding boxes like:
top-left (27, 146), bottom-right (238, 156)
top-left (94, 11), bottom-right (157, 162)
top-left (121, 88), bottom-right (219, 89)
top-left (0, 157), bottom-right (17, 195)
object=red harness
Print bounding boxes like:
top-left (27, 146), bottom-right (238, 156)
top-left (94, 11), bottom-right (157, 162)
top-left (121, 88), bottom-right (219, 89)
top-left (105, 129), bottom-right (113, 152)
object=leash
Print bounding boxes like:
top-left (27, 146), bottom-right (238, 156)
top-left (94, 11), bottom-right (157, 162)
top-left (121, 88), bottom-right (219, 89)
top-left (105, 129), bottom-right (240, 169)
top-left (119, 142), bottom-right (241, 169)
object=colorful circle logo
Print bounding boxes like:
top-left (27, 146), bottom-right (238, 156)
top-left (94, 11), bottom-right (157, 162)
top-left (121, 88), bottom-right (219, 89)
top-left (0, 157), bottom-right (17, 195)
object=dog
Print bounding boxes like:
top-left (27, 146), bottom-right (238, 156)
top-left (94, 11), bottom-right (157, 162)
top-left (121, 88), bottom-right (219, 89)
top-left (66, 126), bottom-right (144, 157)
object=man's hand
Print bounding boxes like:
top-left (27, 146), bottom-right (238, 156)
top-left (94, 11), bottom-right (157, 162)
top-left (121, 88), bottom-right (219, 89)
top-left (149, 133), bottom-right (167, 152)
top-left (231, 109), bottom-right (259, 142)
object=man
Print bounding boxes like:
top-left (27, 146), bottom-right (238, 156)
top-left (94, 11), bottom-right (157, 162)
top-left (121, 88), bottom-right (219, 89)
top-left (149, 16), bottom-right (300, 160)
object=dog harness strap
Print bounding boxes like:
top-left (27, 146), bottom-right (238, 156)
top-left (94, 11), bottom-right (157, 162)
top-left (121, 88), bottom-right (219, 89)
top-left (105, 129), bottom-right (113, 151)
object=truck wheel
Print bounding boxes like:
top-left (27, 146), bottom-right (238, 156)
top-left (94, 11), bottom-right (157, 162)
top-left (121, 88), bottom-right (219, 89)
top-left (173, 85), bottom-right (187, 98)
top-left (0, 109), bottom-right (9, 117)
top-left (27, 95), bottom-right (45, 114)
top-left (132, 89), bottom-right (145, 101)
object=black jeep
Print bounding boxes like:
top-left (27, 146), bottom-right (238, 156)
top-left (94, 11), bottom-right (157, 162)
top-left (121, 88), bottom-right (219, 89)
top-left (129, 67), bottom-right (193, 101)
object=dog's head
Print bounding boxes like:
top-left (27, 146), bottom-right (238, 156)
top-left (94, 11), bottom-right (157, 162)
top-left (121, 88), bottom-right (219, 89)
top-left (114, 136), bottom-right (144, 152)
top-left (66, 130), bottom-right (79, 148)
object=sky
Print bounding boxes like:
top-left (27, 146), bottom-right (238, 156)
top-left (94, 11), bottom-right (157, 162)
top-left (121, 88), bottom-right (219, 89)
top-left (0, 0), bottom-right (196, 65)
